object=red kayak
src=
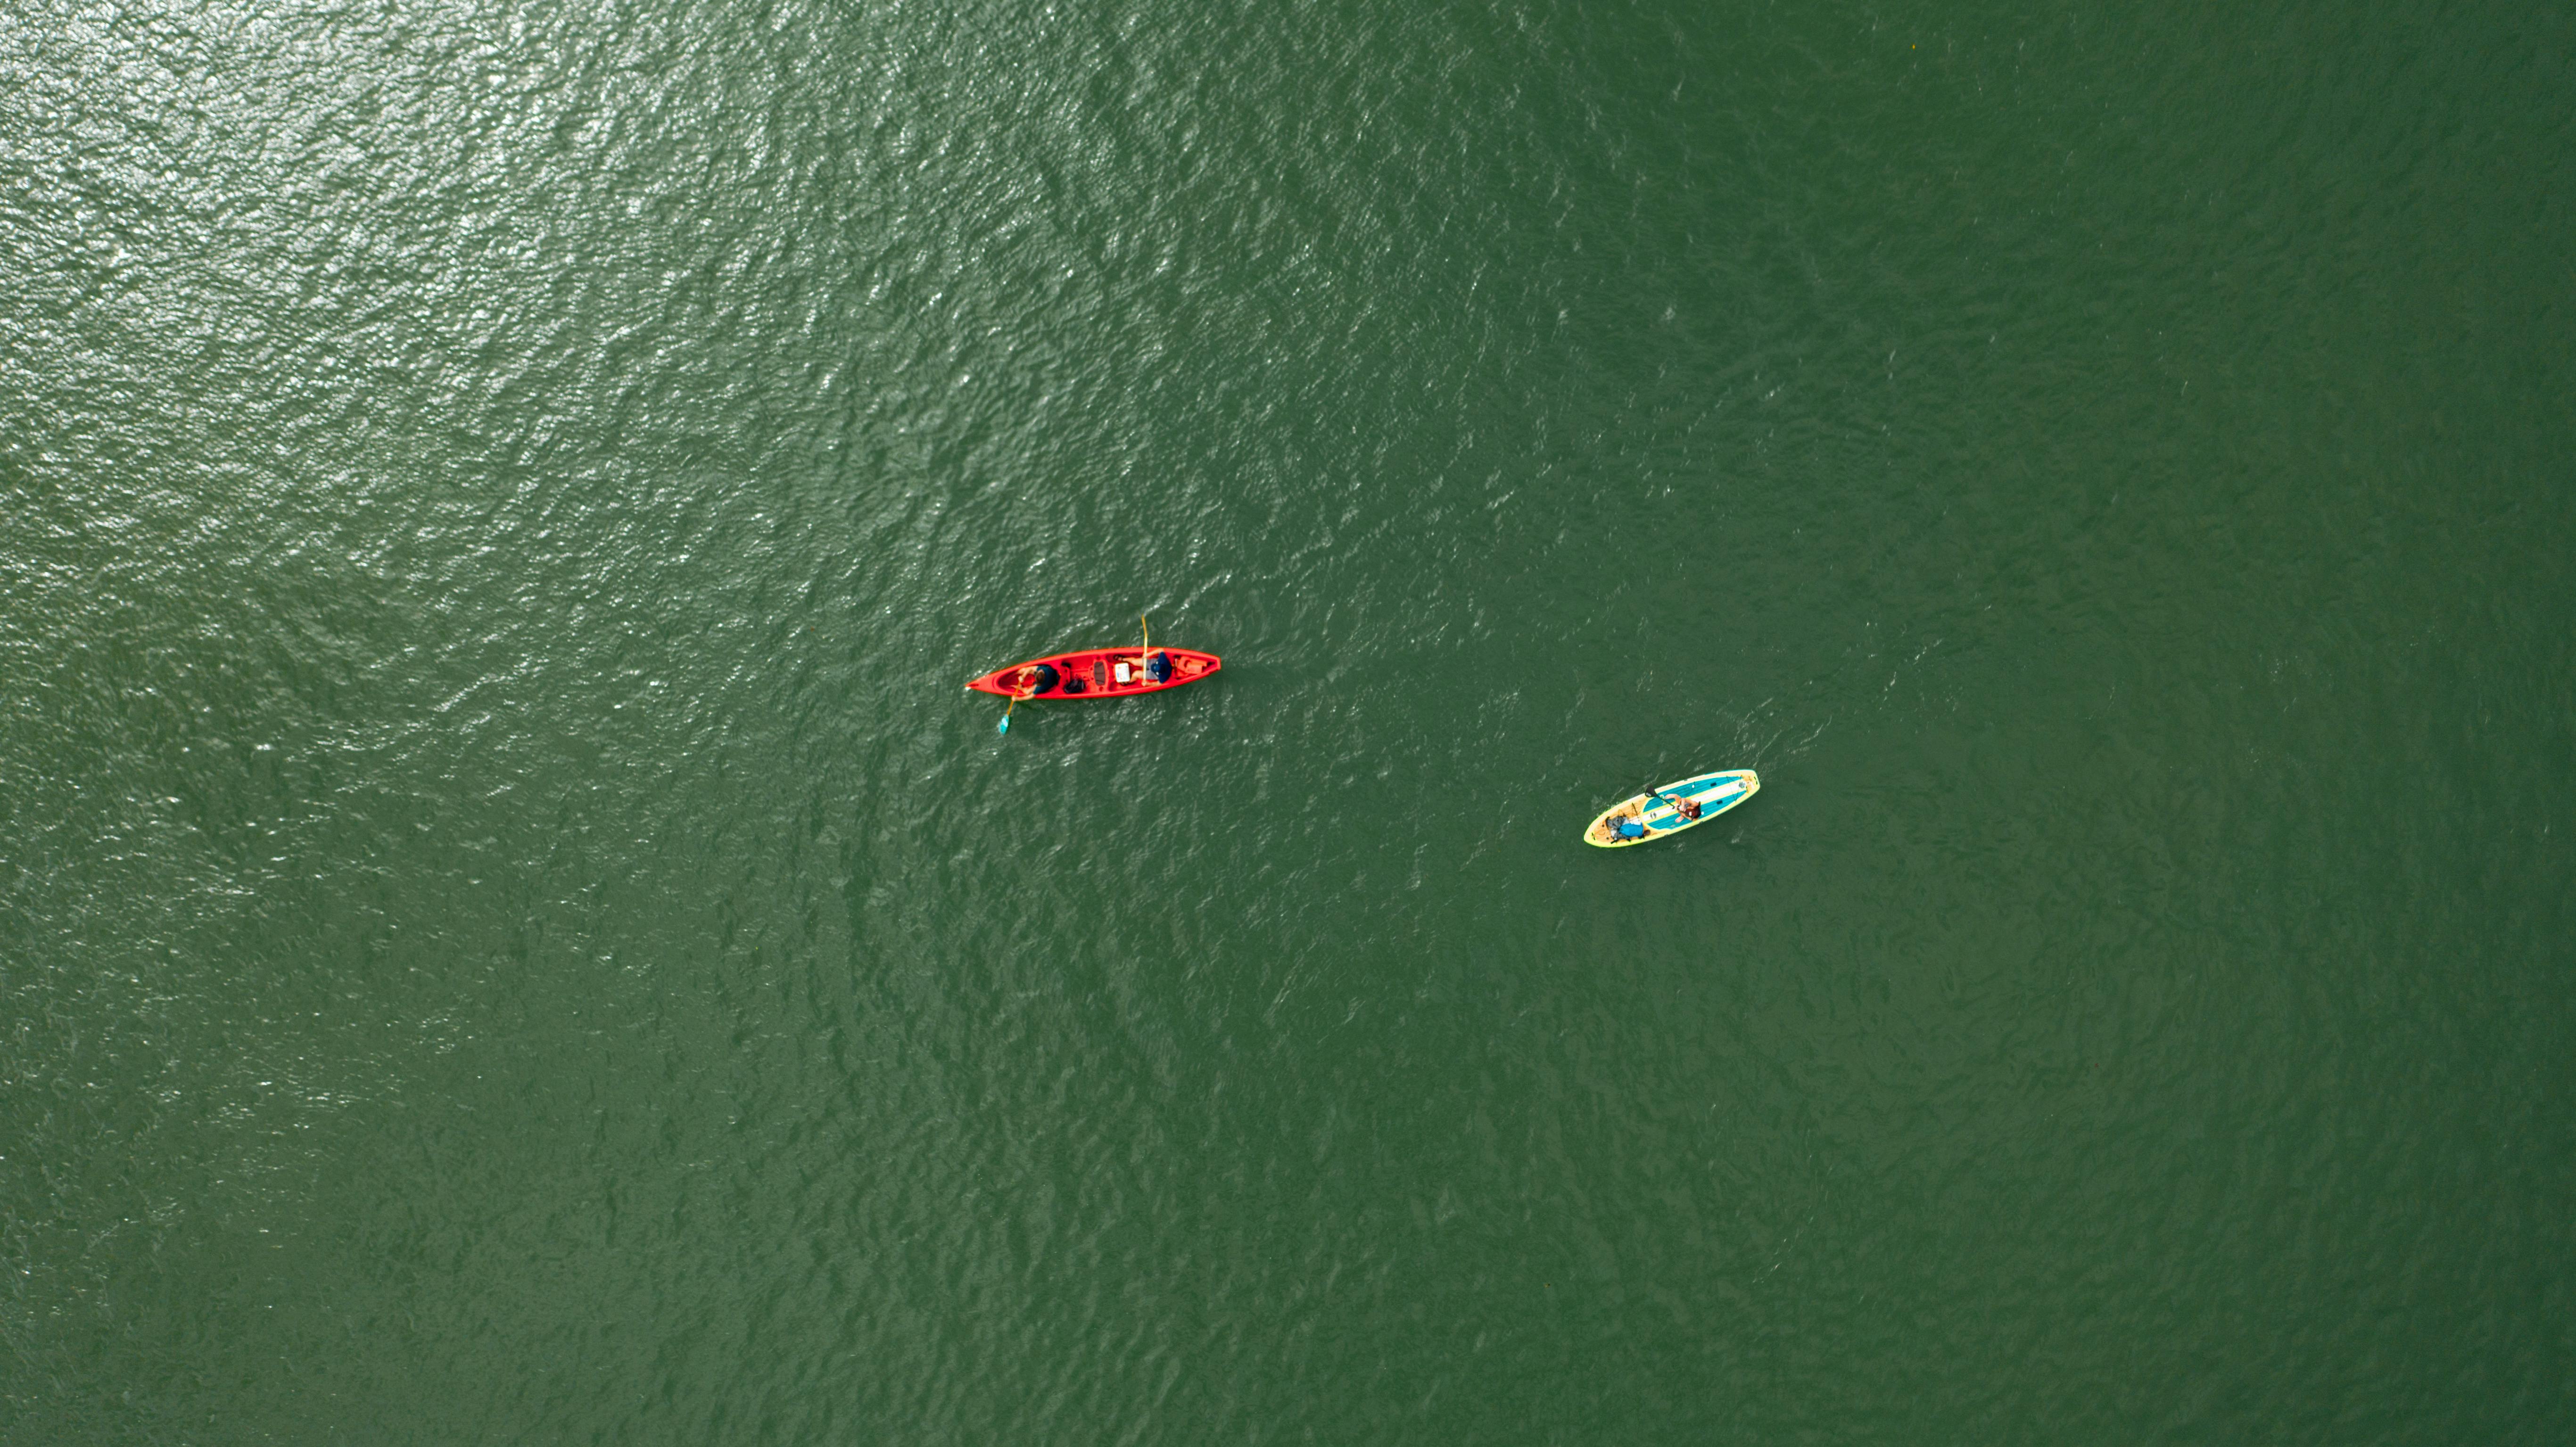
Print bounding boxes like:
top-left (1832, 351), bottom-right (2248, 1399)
top-left (966, 646), bottom-right (1222, 699)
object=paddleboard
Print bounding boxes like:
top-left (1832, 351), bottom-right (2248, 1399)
top-left (1583, 769), bottom-right (1759, 847)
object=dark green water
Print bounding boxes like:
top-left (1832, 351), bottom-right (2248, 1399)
top-left (7, 0), bottom-right (2573, 1440)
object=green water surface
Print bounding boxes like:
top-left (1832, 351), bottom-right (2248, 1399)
top-left (6, 0), bottom-right (2573, 1440)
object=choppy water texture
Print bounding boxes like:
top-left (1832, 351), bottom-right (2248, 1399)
top-left (7, 0), bottom-right (2574, 1441)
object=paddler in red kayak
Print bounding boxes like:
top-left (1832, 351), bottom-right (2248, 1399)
top-left (995, 662), bottom-right (1057, 734)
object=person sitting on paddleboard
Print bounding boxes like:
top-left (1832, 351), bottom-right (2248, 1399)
top-left (1645, 788), bottom-right (1701, 822)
